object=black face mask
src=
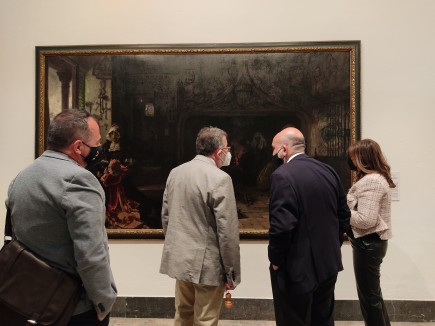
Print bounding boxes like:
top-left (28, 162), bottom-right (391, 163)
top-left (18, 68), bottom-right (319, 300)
top-left (82, 143), bottom-right (104, 166)
top-left (272, 153), bottom-right (283, 167)
top-left (348, 157), bottom-right (357, 171)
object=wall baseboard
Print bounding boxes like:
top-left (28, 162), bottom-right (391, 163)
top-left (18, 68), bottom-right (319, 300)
top-left (111, 297), bottom-right (435, 322)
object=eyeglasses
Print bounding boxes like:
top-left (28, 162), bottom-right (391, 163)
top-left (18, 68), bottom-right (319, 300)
top-left (81, 141), bottom-right (92, 148)
top-left (81, 140), bottom-right (101, 148)
top-left (221, 146), bottom-right (231, 151)
top-left (274, 146), bottom-right (283, 155)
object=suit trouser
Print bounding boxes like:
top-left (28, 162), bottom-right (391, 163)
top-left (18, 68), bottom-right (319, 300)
top-left (350, 234), bottom-right (390, 326)
top-left (174, 279), bottom-right (225, 326)
top-left (270, 266), bottom-right (337, 326)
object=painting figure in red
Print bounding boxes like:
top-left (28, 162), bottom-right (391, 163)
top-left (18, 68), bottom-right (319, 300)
top-left (101, 159), bottom-right (145, 229)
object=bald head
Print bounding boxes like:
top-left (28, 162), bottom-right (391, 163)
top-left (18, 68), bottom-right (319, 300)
top-left (272, 127), bottom-right (306, 162)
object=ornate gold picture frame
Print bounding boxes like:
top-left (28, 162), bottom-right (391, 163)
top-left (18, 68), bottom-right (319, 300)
top-left (36, 41), bottom-right (360, 239)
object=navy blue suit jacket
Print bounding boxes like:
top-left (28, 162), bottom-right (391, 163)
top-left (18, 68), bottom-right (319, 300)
top-left (268, 153), bottom-right (350, 294)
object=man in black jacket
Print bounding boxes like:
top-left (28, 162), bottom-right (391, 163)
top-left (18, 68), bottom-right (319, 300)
top-left (268, 127), bottom-right (350, 326)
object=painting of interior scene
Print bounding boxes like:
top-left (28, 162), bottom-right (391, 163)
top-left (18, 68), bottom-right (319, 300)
top-left (40, 44), bottom-right (357, 236)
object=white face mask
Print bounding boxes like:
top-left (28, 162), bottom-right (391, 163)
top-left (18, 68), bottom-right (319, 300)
top-left (222, 151), bottom-right (232, 166)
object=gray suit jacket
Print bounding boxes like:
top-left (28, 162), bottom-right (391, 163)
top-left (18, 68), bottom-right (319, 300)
top-left (6, 150), bottom-right (117, 317)
top-left (160, 155), bottom-right (241, 287)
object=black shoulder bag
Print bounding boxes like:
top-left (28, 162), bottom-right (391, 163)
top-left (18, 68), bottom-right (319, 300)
top-left (0, 208), bottom-right (83, 326)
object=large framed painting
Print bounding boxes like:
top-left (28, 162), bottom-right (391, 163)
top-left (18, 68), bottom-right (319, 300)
top-left (36, 41), bottom-right (360, 239)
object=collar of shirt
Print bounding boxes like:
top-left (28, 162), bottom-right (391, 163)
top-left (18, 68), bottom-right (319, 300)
top-left (286, 152), bottom-right (304, 163)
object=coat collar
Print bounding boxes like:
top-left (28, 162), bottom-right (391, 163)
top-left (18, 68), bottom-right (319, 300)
top-left (287, 151), bottom-right (306, 163)
top-left (193, 154), bottom-right (217, 166)
top-left (41, 150), bottom-right (81, 166)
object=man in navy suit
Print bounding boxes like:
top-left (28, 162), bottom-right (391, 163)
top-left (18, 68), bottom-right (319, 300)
top-left (268, 127), bottom-right (350, 326)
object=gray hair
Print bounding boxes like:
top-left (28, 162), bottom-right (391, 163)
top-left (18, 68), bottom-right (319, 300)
top-left (196, 126), bottom-right (228, 156)
top-left (47, 109), bottom-right (93, 151)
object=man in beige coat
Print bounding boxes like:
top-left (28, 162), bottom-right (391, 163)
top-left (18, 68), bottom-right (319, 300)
top-left (160, 126), bottom-right (241, 326)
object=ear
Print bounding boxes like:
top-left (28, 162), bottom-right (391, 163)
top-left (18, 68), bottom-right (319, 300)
top-left (71, 139), bottom-right (83, 155)
top-left (212, 148), bottom-right (221, 159)
top-left (281, 144), bottom-right (291, 160)
top-left (211, 148), bottom-right (222, 165)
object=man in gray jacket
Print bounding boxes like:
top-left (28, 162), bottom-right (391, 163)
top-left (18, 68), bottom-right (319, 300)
top-left (6, 110), bottom-right (117, 325)
top-left (160, 126), bottom-right (241, 326)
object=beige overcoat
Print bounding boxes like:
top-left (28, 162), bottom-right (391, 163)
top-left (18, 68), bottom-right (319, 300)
top-left (159, 155), bottom-right (241, 287)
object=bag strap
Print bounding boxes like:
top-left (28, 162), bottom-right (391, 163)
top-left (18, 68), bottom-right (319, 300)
top-left (4, 207), bottom-right (13, 245)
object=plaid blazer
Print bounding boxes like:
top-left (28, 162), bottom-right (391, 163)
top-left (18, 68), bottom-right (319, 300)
top-left (347, 173), bottom-right (392, 240)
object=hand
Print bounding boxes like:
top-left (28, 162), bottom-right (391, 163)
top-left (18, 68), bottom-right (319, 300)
top-left (272, 264), bottom-right (279, 270)
top-left (97, 313), bottom-right (106, 321)
top-left (225, 283), bottom-right (236, 290)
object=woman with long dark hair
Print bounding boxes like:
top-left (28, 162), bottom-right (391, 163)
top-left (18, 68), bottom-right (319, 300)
top-left (347, 139), bottom-right (396, 326)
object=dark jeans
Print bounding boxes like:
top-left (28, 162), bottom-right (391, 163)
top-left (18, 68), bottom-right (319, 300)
top-left (68, 309), bottom-right (110, 326)
top-left (350, 233), bottom-right (390, 326)
top-left (270, 265), bottom-right (337, 326)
